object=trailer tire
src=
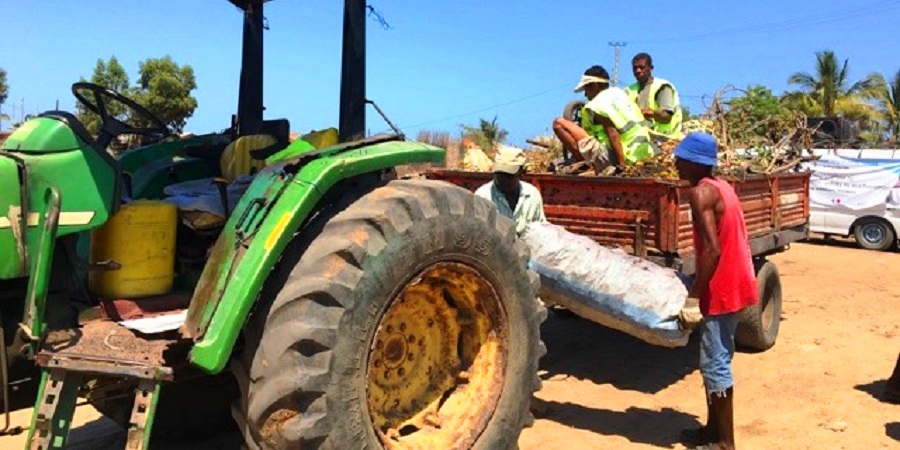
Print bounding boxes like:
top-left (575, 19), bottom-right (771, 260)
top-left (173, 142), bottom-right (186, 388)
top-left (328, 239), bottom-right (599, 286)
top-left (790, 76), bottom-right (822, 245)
top-left (233, 180), bottom-right (545, 450)
top-left (735, 260), bottom-right (782, 351)
top-left (563, 100), bottom-right (585, 124)
top-left (854, 218), bottom-right (896, 251)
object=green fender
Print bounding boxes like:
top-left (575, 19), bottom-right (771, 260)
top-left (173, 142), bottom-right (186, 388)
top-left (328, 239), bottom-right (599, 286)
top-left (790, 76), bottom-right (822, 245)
top-left (184, 137), bottom-right (444, 373)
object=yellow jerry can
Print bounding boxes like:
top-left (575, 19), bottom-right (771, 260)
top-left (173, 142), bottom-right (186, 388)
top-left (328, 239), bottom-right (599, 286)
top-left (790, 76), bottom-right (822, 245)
top-left (89, 200), bottom-right (177, 299)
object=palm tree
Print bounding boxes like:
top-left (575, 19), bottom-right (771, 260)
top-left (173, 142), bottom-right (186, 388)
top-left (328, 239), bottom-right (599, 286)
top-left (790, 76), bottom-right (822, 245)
top-left (870, 69), bottom-right (900, 144)
top-left (460, 116), bottom-right (509, 155)
top-left (786, 50), bottom-right (880, 117)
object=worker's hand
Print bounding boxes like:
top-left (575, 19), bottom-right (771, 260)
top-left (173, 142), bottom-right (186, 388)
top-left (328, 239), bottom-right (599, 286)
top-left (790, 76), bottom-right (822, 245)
top-left (678, 297), bottom-right (703, 331)
top-left (641, 108), bottom-right (654, 120)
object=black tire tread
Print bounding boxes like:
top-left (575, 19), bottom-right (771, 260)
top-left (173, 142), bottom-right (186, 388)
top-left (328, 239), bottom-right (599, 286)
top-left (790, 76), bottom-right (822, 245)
top-left (736, 261), bottom-right (782, 351)
top-left (233, 179), bottom-right (545, 449)
top-left (854, 218), bottom-right (897, 251)
top-left (562, 100), bottom-right (585, 123)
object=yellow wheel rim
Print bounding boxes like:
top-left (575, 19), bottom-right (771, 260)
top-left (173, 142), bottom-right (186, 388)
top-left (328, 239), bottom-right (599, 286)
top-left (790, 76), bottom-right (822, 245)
top-left (367, 262), bottom-right (508, 449)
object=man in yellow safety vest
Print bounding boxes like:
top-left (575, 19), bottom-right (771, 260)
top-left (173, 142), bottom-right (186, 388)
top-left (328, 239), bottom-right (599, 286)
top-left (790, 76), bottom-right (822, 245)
top-left (552, 65), bottom-right (653, 172)
top-left (626, 53), bottom-right (683, 139)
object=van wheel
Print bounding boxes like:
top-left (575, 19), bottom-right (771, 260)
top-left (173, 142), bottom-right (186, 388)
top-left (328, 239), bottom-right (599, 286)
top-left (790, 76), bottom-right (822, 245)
top-left (854, 218), bottom-right (896, 251)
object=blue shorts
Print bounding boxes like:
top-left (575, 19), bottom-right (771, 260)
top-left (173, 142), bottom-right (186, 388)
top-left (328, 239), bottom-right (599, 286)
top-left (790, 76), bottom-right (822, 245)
top-left (699, 313), bottom-right (738, 394)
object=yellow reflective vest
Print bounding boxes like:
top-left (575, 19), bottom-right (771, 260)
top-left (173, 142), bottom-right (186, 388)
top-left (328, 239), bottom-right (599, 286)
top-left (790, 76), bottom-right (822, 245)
top-left (626, 77), bottom-right (683, 138)
top-left (581, 87), bottom-right (652, 165)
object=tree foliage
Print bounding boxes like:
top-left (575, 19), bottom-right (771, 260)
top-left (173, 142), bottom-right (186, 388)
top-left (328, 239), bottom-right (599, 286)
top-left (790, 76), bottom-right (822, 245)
top-left (730, 85), bottom-right (782, 121)
top-left (76, 56), bottom-right (130, 134)
top-left (785, 50), bottom-right (880, 118)
top-left (131, 56), bottom-right (198, 133)
top-left (75, 55), bottom-right (197, 135)
top-left (724, 85), bottom-right (800, 145)
top-left (870, 69), bottom-right (900, 144)
top-left (460, 116), bottom-right (508, 154)
top-left (0, 67), bottom-right (8, 106)
top-left (0, 67), bottom-right (9, 129)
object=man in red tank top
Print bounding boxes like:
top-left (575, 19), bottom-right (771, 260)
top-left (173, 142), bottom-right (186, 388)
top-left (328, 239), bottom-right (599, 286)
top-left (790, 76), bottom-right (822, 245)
top-left (674, 132), bottom-right (758, 450)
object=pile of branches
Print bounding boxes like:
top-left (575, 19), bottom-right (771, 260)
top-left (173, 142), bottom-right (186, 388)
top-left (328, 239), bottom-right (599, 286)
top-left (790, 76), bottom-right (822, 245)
top-left (620, 140), bottom-right (680, 180)
top-left (708, 85), bottom-right (819, 178)
top-left (524, 135), bottom-right (563, 173)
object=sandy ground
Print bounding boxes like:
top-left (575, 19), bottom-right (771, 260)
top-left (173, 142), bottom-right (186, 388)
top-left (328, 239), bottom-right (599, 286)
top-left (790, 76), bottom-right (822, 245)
top-left (1, 241), bottom-right (898, 449)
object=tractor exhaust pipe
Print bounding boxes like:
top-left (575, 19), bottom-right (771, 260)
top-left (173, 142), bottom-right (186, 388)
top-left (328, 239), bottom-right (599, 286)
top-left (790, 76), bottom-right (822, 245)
top-left (236, 0), bottom-right (264, 136)
top-left (339, 0), bottom-right (366, 142)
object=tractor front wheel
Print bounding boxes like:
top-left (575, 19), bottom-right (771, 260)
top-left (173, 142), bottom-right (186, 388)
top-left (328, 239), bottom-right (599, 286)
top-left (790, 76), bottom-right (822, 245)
top-left (232, 180), bottom-right (546, 450)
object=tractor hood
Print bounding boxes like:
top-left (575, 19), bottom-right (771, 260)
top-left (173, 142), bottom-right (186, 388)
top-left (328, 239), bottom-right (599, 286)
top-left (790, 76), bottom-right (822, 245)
top-left (1, 117), bottom-right (88, 153)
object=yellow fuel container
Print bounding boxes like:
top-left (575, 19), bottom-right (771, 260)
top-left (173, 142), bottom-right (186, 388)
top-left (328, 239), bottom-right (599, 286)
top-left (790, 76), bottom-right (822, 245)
top-left (89, 200), bottom-right (177, 299)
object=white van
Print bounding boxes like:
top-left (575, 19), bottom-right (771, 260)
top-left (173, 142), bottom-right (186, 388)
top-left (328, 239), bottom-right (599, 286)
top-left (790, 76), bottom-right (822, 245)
top-left (806, 149), bottom-right (900, 251)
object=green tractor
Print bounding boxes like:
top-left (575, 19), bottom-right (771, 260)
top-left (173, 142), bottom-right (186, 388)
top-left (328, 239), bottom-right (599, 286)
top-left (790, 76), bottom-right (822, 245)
top-left (0, 1), bottom-right (545, 448)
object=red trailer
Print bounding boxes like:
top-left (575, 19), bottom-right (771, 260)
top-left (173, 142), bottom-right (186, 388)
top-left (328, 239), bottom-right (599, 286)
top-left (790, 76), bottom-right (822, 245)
top-left (426, 170), bottom-right (811, 350)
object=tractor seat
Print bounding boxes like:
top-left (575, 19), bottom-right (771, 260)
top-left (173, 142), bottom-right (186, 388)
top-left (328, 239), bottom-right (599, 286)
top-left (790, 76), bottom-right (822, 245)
top-left (219, 134), bottom-right (279, 181)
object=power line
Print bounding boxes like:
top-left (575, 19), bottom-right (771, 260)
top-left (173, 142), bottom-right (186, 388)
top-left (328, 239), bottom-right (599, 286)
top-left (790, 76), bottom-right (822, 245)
top-left (366, 4), bottom-right (392, 30)
top-left (399, 83), bottom-right (571, 132)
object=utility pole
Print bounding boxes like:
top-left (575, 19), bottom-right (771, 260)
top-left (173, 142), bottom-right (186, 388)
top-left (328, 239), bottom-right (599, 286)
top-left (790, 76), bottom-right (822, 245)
top-left (608, 41), bottom-right (627, 86)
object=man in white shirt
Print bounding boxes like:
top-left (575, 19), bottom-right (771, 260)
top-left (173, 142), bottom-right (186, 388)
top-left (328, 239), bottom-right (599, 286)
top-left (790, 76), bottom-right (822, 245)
top-left (475, 146), bottom-right (547, 235)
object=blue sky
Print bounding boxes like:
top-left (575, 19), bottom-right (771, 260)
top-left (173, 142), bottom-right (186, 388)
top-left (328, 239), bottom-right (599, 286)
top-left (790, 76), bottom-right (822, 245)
top-left (3, 0), bottom-right (900, 146)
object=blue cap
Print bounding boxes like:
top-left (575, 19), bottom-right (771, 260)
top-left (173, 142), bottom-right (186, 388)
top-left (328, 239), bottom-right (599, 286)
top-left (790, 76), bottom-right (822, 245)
top-left (674, 132), bottom-right (718, 166)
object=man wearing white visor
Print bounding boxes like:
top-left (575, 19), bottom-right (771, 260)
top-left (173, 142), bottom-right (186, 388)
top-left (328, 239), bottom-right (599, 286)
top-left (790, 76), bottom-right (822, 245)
top-left (553, 65), bottom-right (653, 173)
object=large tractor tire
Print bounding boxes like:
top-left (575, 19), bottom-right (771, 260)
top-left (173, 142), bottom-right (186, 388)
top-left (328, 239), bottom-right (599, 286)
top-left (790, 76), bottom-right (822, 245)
top-left (232, 179), bottom-right (546, 450)
top-left (735, 260), bottom-right (782, 351)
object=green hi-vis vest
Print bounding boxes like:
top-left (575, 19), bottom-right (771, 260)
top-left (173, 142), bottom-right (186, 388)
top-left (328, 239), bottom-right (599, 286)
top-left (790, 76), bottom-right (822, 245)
top-left (581, 87), bottom-right (652, 165)
top-left (626, 77), bottom-right (683, 138)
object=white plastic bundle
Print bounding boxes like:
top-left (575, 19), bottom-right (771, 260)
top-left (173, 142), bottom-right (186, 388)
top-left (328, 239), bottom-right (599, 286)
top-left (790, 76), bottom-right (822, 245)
top-left (522, 222), bottom-right (691, 347)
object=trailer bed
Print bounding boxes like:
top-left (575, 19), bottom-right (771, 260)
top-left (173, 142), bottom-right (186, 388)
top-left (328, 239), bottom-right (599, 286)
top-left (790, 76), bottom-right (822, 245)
top-left (426, 170), bottom-right (810, 274)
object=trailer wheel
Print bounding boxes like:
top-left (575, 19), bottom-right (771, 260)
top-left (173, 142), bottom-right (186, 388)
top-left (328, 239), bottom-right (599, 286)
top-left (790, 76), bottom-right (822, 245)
top-left (854, 218), bottom-right (896, 251)
top-left (736, 260), bottom-right (782, 351)
top-left (562, 100), bottom-right (585, 124)
top-left (233, 180), bottom-right (546, 450)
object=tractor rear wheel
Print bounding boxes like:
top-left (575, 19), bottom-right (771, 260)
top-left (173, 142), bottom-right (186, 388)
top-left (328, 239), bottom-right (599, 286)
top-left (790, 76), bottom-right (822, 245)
top-left (232, 179), bottom-right (546, 450)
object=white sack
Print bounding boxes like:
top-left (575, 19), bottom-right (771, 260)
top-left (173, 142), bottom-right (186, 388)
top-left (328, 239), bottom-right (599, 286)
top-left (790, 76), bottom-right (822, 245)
top-left (522, 222), bottom-right (691, 347)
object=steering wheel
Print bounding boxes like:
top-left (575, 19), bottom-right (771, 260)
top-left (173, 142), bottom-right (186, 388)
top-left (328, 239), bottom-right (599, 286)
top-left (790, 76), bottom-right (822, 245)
top-left (72, 82), bottom-right (170, 148)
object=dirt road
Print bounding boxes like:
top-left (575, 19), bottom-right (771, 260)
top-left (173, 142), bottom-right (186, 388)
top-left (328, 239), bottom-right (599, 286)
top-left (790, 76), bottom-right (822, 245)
top-left (521, 240), bottom-right (900, 450)
top-left (1, 241), bottom-right (897, 449)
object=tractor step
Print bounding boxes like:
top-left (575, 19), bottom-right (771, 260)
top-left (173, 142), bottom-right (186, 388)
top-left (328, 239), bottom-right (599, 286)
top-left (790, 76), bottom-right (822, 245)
top-left (26, 320), bottom-right (181, 449)
top-left (36, 320), bottom-right (177, 380)
top-left (28, 369), bottom-right (161, 450)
